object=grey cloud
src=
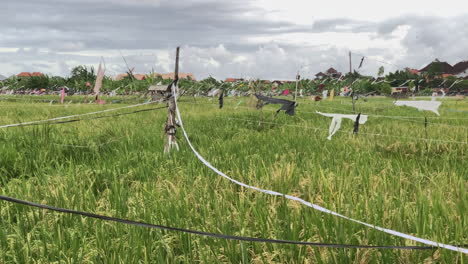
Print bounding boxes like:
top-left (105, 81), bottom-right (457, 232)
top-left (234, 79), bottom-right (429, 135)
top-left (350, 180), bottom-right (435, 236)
top-left (1, 0), bottom-right (304, 51)
top-left (1, 0), bottom-right (468, 79)
top-left (382, 15), bottom-right (468, 69)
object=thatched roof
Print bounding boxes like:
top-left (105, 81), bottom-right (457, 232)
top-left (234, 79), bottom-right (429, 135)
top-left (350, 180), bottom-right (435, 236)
top-left (148, 85), bottom-right (167, 91)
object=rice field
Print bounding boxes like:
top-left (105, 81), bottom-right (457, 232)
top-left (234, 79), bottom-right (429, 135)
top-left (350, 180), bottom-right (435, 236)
top-left (0, 95), bottom-right (467, 263)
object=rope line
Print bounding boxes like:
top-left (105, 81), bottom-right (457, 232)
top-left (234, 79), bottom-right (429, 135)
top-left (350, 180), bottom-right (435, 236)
top-left (228, 117), bottom-right (468, 144)
top-left (21, 106), bottom-right (167, 127)
top-left (183, 100), bottom-right (468, 130)
top-left (0, 102), bottom-right (159, 129)
top-left (0, 195), bottom-right (444, 250)
top-left (171, 83), bottom-right (468, 255)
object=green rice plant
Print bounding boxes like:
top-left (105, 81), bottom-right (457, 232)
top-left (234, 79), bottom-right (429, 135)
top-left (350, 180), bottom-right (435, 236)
top-left (0, 95), bottom-right (466, 263)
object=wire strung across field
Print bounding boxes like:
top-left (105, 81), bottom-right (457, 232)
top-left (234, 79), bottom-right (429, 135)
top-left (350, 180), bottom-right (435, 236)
top-left (22, 106), bottom-right (166, 127)
top-left (227, 117), bottom-right (468, 144)
top-left (0, 102), bottom-right (164, 129)
top-left (184, 99), bottom-right (468, 123)
top-left (183, 100), bottom-right (468, 135)
top-left (0, 195), bottom-right (446, 250)
top-left (171, 84), bottom-right (468, 254)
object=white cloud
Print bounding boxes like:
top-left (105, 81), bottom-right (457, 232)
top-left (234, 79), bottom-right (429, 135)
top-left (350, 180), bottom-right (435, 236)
top-left (1, 0), bottom-right (467, 80)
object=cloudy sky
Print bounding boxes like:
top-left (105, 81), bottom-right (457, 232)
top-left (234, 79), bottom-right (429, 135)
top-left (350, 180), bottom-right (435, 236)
top-left (1, 0), bottom-right (468, 80)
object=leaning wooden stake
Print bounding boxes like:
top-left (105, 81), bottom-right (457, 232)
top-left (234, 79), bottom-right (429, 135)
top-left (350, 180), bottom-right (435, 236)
top-left (164, 47), bottom-right (180, 153)
top-left (294, 71), bottom-right (300, 101)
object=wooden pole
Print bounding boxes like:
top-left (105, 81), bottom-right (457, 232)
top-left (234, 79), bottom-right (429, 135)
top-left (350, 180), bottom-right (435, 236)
top-left (349, 51), bottom-right (352, 74)
top-left (174, 47), bottom-right (179, 79)
top-left (294, 71), bottom-right (299, 101)
top-left (164, 47), bottom-right (180, 153)
top-left (352, 93), bottom-right (356, 113)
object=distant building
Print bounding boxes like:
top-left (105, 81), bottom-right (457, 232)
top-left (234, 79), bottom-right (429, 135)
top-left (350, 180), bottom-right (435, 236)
top-left (156, 73), bottom-right (196, 81)
top-left (272, 80), bottom-right (283, 87)
top-left (314, 72), bottom-right (327, 79)
top-left (315, 67), bottom-right (342, 79)
top-left (148, 84), bottom-right (168, 101)
top-left (452, 61), bottom-right (468, 78)
top-left (407, 68), bottom-right (419, 75)
top-left (391, 87), bottom-right (409, 95)
top-left (116, 72), bottom-right (196, 81)
top-left (17, 72), bottom-right (44, 79)
top-left (115, 73), bottom-right (147, 81)
top-left (224, 78), bottom-right (244, 83)
top-left (419, 60), bottom-right (454, 77)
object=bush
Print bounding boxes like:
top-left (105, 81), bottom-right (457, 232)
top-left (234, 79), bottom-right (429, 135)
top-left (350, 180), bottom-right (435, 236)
top-left (419, 88), bottom-right (433, 96)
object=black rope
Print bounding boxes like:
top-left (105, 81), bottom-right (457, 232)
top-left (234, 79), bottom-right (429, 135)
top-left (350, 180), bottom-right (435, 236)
top-left (0, 195), bottom-right (442, 250)
top-left (11, 106), bottom-right (167, 128)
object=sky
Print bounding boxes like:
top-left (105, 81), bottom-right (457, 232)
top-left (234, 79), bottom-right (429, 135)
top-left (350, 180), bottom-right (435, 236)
top-left (1, 0), bottom-right (468, 80)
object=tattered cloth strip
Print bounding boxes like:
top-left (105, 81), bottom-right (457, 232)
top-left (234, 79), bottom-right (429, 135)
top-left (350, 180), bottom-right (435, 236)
top-left (93, 62), bottom-right (105, 95)
top-left (219, 90), bottom-right (224, 109)
top-left (359, 57), bottom-right (365, 68)
top-left (255, 94), bottom-right (296, 116)
top-left (170, 83), bottom-right (468, 254)
top-left (317, 112), bottom-right (368, 140)
top-left (353, 113), bottom-right (361, 134)
top-left (394, 101), bottom-right (442, 116)
top-left (60, 88), bottom-right (65, 104)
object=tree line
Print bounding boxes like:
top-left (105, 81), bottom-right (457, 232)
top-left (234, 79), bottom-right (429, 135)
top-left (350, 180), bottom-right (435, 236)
top-left (1, 65), bottom-right (467, 96)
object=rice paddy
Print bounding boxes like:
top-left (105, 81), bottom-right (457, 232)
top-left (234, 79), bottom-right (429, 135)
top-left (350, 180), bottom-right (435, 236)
top-left (0, 95), bottom-right (467, 263)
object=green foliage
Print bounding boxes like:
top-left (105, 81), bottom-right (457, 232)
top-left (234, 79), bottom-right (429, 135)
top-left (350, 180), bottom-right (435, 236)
top-left (378, 66), bottom-right (385, 77)
top-left (27, 76), bottom-right (50, 90)
top-left (374, 82), bottom-right (392, 95)
top-left (419, 88), bottom-right (434, 95)
top-left (1, 63), bottom-right (466, 97)
top-left (425, 61), bottom-right (444, 79)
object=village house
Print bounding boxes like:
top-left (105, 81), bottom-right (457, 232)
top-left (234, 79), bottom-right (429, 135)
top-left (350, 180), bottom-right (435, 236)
top-left (452, 61), bottom-right (468, 78)
top-left (315, 67), bottom-right (342, 79)
top-left (16, 72), bottom-right (44, 80)
top-left (419, 60), bottom-right (455, 78)
top-left (224, 78), bottom-right (244, 83)
top-left (148, 83), bottom-right (168, 102)
top-left (116, 72), bottom-right (196, 81)
top-left (391, 87), bottom-right (409, 95)
top-left (418, 59), bottom-right (468, 78)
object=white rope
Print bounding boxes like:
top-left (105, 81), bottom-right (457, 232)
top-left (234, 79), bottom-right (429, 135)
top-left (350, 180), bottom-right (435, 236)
top-left (182, 100), bottom-right (468, 129)
top-left (0, 102), bottom-right (155, 129)
top-left (394, 101), bottom-right (442, 116)
top-left (171, 83), bottom-right (468, 254)
top-left (228, 117), bottom-right (468, 144)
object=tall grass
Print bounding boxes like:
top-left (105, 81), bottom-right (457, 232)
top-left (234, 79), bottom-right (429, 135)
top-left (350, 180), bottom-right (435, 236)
top-left (0, 96), bottom-right (467, 263)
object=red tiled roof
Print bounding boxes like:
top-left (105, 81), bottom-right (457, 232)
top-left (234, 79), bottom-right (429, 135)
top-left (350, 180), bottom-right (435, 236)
top-left (17, 72), bottom-right (44, 77)
top-left (133, 74), bottom-right (146, 81)
top-left (116, 72), bottom-right (196, 81)
top-left (408, 69), bottom-right (419, 75)
top-left (151, 73), bottom-right (196, 81)
top-left (225, 78), bottom-right (243, 82)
